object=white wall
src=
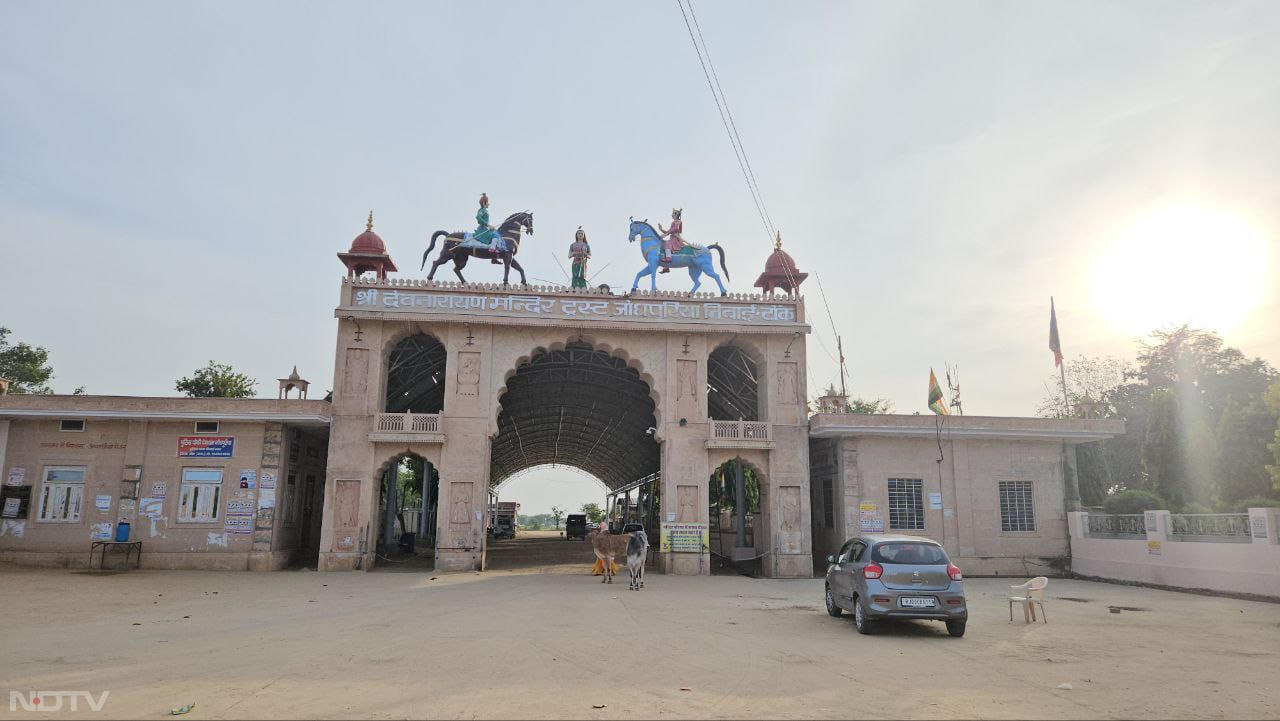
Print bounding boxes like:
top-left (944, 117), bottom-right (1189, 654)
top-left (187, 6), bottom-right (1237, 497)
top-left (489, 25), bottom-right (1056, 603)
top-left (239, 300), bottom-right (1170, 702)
top-left (1067, 509), bottom-right (1280, 598)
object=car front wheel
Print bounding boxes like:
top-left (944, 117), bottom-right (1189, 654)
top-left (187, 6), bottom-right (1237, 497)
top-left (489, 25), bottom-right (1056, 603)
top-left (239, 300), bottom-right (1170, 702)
top-left (825, 585), bottom-right (842, 617)
top-left (946, 619), bottom-right (966, 637)
top-left (853, 597), bottom-right (876, 635)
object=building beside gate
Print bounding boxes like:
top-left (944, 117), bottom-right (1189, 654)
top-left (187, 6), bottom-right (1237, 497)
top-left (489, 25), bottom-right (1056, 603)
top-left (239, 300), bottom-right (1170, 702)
top-left (808, 413), bottom-right (1124, 575)
top-left (0, 395), bottom-right (330, 569)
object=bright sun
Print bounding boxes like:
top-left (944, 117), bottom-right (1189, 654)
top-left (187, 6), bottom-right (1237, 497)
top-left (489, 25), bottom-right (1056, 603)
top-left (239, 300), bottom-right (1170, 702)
top-left (1093, 203), bottom-right (1271, 336)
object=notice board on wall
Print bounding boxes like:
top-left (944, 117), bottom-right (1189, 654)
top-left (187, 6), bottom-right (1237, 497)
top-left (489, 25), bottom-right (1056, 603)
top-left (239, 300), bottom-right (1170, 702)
top-left (0, 486), bottom-right (32, 519)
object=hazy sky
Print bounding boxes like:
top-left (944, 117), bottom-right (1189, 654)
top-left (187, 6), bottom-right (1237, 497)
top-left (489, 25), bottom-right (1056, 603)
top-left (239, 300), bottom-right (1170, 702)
top-left (4, 2), bottom-right (1278, 510)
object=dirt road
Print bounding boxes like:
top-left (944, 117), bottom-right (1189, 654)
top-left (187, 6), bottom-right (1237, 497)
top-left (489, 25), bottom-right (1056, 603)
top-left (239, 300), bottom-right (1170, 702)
top-left (2, 562), bottom-right (1277, 719)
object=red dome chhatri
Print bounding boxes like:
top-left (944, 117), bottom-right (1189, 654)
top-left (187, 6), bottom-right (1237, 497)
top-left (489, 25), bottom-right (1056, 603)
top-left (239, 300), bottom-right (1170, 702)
top-left (754, 231), bottom-right (808, 296)
top-left (349, 229), bottom-right (388, 256)
top-left (337, 211), bottom-right (398, 280)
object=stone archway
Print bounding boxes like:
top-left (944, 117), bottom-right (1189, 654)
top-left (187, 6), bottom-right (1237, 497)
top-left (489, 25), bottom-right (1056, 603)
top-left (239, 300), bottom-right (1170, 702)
top-left (323, 279), bottom-right (812, 577)
top-left (491, 340), bottom-right (659, 489)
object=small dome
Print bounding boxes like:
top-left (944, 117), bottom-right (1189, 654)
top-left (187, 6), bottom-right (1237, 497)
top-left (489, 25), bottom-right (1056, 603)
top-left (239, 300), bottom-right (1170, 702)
top-left (348, 211), bottom-right (387, 255)
top-left (754, 232), bottom-right (808, 294)
top-left (764, 248), bottom-right (800, 276)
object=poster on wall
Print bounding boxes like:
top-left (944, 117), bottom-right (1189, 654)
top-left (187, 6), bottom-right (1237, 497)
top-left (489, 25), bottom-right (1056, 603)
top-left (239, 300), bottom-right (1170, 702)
top-left (152, 483), bottom-right (167, 498)
top-left (6, 468), bottom-right (25, 486)
top-left (238, 469), bottom-right (257, 489)
top-left (659, 522), bottom-right (709, 553)
top-left (859, 502), bottom-right (884, 533)
top-left (226, 499), bottom-right (254, 515)
top-left (224, 515), bottom-right (253, 534)
top-left (90, 522), bottom-right (113, 541)
top-left (95, 495), bottom-right (112, 512)
top-left (928, 492), bottom-right (943, 510)
top-left (256, 488), bottom-right (276, 510)
top-left (178, 436), bottom-right (235, 458)
top-left (260, 471), bottom-right (276, 490)
top-left (0, 519), bottom-right (25, 537)
top-left (3, 497), bottom-right (20, 518)
top-left (139, 497), bottom-right (164, 519)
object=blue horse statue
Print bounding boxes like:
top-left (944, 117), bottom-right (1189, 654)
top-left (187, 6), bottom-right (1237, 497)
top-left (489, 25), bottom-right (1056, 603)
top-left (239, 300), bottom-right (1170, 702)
top-left (628, 218), bottom-right (730, 295)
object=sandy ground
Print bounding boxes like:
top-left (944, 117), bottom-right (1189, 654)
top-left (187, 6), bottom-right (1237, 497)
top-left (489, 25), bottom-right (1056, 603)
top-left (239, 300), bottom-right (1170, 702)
top-left (2, 540), bottom-right (1279, 720)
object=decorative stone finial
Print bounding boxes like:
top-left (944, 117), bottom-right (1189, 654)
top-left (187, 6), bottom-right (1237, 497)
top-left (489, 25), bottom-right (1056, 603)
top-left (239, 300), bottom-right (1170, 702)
top-left (366, 211), bottom-right (375, 232)
top-left (775, 230), bottom-right (783, 251)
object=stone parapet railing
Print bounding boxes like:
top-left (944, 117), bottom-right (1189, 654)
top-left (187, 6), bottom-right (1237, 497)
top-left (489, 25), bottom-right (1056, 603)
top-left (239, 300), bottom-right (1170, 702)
top-left (342, 276), bottom-right (803, 305)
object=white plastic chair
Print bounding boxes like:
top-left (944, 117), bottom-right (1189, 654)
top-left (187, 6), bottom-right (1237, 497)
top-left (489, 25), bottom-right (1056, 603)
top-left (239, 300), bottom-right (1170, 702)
top-left (1008, 577), bottom-right (1048, 623)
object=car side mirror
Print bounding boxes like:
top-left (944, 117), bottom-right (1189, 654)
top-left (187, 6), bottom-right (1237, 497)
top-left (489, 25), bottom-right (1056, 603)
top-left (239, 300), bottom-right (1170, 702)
top-left (826, 555), bottom-right (835, 564)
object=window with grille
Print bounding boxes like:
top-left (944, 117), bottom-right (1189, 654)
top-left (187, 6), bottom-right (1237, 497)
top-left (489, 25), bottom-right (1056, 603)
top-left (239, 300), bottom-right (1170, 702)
top-left (822, 475), bottom-right (834, 529)
top-left (887, 478), bottom-right (924, 530)
top-left (999, 481), bottom-right (1036, 532)
top-left (178, 468), bottom-right (223, 523)
top-left (38, 467), bottom-right (86, 522)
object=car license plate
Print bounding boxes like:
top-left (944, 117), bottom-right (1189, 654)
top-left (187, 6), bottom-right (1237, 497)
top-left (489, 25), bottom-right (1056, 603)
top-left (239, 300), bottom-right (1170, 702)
top-left (899, 597), bottom-right (936, 608)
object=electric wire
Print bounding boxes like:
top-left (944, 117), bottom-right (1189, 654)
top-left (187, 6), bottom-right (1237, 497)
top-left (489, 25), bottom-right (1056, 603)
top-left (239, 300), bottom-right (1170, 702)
top-left (685, 0), bottom-right (776, 238)
top-left (675, 0), bottom-right (774, 246)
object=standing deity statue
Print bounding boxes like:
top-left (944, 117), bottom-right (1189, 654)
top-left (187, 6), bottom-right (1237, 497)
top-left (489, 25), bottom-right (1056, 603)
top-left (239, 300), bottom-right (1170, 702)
top-left (658, 208), bottom-right (685, 273)
top-left (569, 226), bottom-right (592, 289)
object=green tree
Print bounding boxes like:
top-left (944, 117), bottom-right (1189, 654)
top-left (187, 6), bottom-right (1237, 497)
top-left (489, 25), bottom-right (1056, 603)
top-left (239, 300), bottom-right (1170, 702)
top-left (810, 394), bottom-right (893, 414)
top-left (1038, 356), bottom-right (1134, 503)
top-left (0, 327), bottom-right (54, 394)
top-left (580, 502), bottom-right (606, 524)
top-left (1037, 355), bottom-right (1130, 419)
top-left (1266, 379), bottom-right (1280, 494)
top-left (175, 361), bottom-right (257, 398)
top-left (1102, 489), bottom-right (1166, 514)
top-left (1214, 397), bottom-right (1276, 504)
top-left (1143, 389), bottom-right (1192, 510)
top-left (550, 505), bottom-right (565, 530)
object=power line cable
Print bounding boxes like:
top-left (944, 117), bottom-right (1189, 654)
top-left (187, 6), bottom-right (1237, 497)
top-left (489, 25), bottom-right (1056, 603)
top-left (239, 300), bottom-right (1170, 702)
top-left (685, 0), bottom-right (776, 239)
top-left (675, 0), bottom-right (774, 246)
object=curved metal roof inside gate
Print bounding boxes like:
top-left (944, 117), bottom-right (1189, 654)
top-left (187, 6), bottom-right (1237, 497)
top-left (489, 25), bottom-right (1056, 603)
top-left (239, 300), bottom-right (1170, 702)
top-left (491, 342), bottom-right (659, 490)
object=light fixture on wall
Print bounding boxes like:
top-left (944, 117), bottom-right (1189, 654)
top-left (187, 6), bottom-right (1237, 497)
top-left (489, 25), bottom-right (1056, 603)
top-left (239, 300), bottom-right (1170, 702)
top-left (465, 323), bottom-right (475, 345)
top-left (682, 335), bottom-right (690, 355)
top-left (784, 331), bottom-right (800, 358)
top-left (346, 315), bottom-right (364, 343)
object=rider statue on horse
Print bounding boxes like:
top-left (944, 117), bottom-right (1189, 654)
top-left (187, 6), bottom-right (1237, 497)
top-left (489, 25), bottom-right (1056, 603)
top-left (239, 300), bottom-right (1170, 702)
top-left (456, 193), bottom-right (508, 264)
top-left (658, 208), bottom-right (686, 273)
top-left (421, 194), bottom-right (533, 285)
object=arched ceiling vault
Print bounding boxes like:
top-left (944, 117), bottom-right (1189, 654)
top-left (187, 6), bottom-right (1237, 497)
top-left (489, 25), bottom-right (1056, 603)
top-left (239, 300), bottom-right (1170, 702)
top-left (491, 342), bottom-right (659, 490)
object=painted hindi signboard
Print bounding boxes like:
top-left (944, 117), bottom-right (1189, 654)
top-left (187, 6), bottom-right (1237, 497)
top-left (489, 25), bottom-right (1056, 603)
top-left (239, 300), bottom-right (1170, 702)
top-left (178, 436), bottom-right (234, 458)
top-left (859, 502), bottom-right (884, 533)
top-left (660, 522), bottom-right (709, 553)
top-left (345, 286), bottom-right (801, 327)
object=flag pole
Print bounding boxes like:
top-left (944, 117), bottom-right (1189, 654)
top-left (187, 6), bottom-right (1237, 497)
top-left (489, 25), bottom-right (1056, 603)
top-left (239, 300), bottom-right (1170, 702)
top-left (1059, 359), bottom-right (1070, 416)
top-left (1050, 296), bottom-right (1070, 416)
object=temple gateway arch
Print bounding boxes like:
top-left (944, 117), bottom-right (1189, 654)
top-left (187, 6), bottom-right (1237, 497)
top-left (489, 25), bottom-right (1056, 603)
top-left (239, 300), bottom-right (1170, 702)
top-left (318, 277), bottom-right (813, 577)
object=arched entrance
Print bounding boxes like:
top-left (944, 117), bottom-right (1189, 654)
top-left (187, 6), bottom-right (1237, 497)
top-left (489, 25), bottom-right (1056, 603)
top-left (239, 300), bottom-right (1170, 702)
top-left (709, 456), bottom-right (764, 575)
top-left (486, 341), bottom-right (660, 570)
top-left (492, 341), bottom-right (658, 486)
top-left (371, 450), bottom-right (441, 570)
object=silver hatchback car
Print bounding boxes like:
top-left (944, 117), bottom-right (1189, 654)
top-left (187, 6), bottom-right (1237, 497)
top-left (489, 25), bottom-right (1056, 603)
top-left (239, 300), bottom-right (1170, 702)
top-left (824, 534), bottom-right (967, 637)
